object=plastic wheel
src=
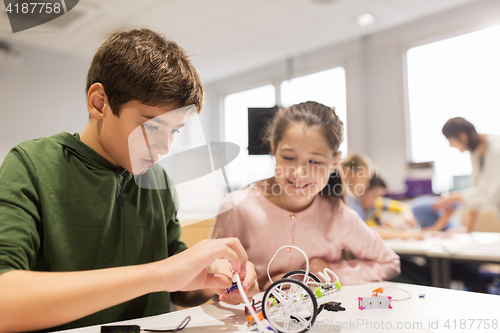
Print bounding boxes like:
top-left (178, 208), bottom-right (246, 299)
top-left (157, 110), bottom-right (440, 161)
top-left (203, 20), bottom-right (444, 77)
top-left (282, 270), bottom-right (324, 315)
top-left (262, 278), bottom-right (318, 333)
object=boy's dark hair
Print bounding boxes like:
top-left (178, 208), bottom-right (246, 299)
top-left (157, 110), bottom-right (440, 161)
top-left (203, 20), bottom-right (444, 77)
top-left (368, 175), bottom-right (387, 190)
top-left (86, 29), bottom-right (204, 114)
top-left (442, 117), bottom-right (480, 151)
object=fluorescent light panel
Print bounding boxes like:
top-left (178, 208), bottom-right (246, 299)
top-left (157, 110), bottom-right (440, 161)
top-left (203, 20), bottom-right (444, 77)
top-left (354, 13), bottom-right (376, 27)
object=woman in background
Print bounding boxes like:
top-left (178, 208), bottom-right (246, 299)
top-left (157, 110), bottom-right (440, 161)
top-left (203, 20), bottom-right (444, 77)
top-left (433, 117), bottom-right (500, 232)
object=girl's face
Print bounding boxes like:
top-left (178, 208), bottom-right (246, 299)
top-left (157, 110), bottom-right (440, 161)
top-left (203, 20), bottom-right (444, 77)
top-left (272, 123), bottom-right (339, 207)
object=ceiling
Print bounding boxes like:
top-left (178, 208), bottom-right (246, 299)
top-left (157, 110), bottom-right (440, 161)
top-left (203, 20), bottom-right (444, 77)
top-left (0, 0), bottom-right (476, 83)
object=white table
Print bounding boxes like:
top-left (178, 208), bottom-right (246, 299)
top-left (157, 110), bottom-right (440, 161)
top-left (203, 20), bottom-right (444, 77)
top-left (57, 282), bottom-right (500, 333)
top-left (384, 232), bottom-right (500, 288)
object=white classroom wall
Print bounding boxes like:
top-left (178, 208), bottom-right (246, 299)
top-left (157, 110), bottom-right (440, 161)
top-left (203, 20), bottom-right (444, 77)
top-left (0, 44), bottom-right (90, 161)
top-left (203, 0), bottom-right (500, 193)
top-left (2, 0), bottom-right (500, 221)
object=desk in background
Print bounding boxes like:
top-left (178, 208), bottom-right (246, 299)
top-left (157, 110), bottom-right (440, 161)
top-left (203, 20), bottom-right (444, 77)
top-left (385, 232), bottom-right (500, 288)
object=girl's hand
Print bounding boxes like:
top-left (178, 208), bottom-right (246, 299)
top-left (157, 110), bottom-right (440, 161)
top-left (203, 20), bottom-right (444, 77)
top-left (304, 258), bottom-right (331, 282)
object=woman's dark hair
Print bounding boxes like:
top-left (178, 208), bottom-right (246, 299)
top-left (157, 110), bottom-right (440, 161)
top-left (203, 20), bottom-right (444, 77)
top-left (86, 29), bottom-right (204, 114)
top-left (368, 174), bottom-right (387, 190)
top-left (442, 117), bottom-right (480, 151)
top-left (264, 101), bottom-right (345, 200)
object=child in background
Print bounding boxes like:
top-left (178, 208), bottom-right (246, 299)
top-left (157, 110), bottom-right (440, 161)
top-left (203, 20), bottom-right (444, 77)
top-left (362, 175), bottom-right (460, 232)
top-left (210, 101), bottom-right (400, 290)
top-left (411, 196), bottom-right (461, 232)
top-left (358, 175), bottom-right (424, 240)
top-left (342, 155), bottom-right (423, 240)
top-left (341, 154), bottom-right (375, 219)
top-left (360, 176), bottom-right (417, 229)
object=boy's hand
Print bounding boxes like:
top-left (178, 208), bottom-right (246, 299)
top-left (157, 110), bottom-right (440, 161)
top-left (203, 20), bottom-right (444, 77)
top-left (214, 261), bottom-right (259, 305)
top-left (156, 238), bottom-right (247, 293)
top-left (402, 211), bottom-right (418, 228)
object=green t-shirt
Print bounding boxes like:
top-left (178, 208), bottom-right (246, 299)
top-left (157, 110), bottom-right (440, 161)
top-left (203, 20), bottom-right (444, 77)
top-left (0, 132), bottom-right (187, 331)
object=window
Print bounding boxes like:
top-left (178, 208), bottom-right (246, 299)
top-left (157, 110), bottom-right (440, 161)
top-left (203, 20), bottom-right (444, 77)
top-left (223, 67), bottom-right (347, 189)
top-left (407, 26), bottom-right (500, 192)
top-left (281, 67), bottom-right (348, 156)
top-left (224, 85), bottom-right (276, 188)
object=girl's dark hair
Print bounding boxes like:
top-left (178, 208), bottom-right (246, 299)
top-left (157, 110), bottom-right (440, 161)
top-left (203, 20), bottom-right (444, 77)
top-left (264, 101), bottom-right (345, 200)
top-left (442, 117), bottom-right (480, 151)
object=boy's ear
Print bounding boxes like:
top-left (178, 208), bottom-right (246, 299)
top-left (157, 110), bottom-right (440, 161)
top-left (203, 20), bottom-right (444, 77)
top-left (87, 83), bottom-right (108, 120)
top-left (270, 142), bottom-right (276, 155)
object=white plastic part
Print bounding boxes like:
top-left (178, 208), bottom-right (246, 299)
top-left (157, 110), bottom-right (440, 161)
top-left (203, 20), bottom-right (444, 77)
top-left (317, 267), bottom-right (339, 284)
top-left (266, 246), bottom-right (310, 285)
top-left (233, 273), bottom-right (274, 333)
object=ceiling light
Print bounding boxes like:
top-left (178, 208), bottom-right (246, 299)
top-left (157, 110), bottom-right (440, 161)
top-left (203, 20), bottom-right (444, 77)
top-left (354, 13), bottom-right (376, 27)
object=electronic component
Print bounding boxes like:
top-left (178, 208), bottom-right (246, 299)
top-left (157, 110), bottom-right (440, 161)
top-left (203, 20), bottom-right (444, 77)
top-left (324, 301), bottom-right (346, 312)
top-left (358, 286), bottom-right (411, 310)
top-left (226, 282), bottom-right (238, 293)
top-left (227, 270), bottom-right (239, 293)
top-left (233, 273), bottom-right (277, 333)
top-left (358, 296), bottom-right (393, 310)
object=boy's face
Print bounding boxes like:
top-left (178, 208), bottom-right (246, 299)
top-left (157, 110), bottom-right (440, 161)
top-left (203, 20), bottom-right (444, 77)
top-left (99, 100), bottom-right (190, 175)
top-left (360, 186), bottom-right (386, 210)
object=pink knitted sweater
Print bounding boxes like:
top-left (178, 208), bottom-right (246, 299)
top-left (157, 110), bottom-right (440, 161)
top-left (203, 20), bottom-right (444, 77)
top-left (210, 183), bottom-right (400, 289)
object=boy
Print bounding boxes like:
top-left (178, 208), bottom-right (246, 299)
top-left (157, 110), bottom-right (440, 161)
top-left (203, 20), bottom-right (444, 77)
top-left (356, 176), bottom-right (424, 240)
top-left (0, 29), bottom-right (257, 333)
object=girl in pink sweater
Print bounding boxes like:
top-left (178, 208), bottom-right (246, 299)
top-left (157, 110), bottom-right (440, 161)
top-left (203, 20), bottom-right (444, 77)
top-left (210, 101), bottom-right (400, 290)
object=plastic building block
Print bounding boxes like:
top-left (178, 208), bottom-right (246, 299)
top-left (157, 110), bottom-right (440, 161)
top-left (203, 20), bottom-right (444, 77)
top-left (358, 296), bottom-right (392, 310)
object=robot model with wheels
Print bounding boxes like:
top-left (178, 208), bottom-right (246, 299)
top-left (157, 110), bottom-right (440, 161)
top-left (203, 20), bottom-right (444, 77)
top-left (242, 246), bottom-right (344, 333)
